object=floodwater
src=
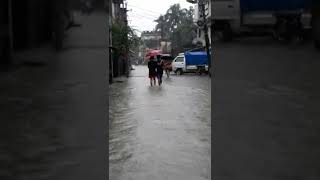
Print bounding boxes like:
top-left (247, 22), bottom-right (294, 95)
top-left (109, 66), bottom-right (211, 180)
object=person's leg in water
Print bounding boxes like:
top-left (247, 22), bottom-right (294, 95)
top-left (157, 74), bottom-right (160, 86)
top-left (157, 73), bottom-right (162, 86)
top-left (149, 75), bottom-right (154, 86)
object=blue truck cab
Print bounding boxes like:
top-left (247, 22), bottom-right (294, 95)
top-left (172, 51), bottom-right (209, 75)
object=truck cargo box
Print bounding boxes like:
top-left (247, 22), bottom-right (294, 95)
top-left (240, 0), bottom-right (312, 13)
top-left (184, 51), bottom-right (208, 66)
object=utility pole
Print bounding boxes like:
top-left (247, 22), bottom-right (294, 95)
top-left (198, 0), bottom-right (211, 76)
top-left (123, 1), bottom-right (130, 77)
top-left (187, 0), bottom-right (212, 76)
top-left (107, 0), bottom-right (113, 83)
top-left (160, 15), bottom-right (166, 52)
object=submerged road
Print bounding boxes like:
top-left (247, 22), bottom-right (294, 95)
top-left (109, 66), bottom-right (211, 180)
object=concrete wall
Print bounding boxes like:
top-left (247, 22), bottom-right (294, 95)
top-left (0, 0), bottom-right (72, 65)
top-left (9, 0), bottom-right (70, 50)
top-left (11, 0), bottom-right (51, 49)
top-left (26, 0), bottom-right (53, 47)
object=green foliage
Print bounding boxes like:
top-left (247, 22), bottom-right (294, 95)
top-left (128, 27), bottom-right (142, 52)
top-left (111, 21), bottom-right (128, 55)
top-left (111, 20), bottom-right (141, 56)
top-left (154, 3), bottom-right (196, 55)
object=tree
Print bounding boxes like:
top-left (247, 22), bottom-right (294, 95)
top-left (111, 20), bottom-right (141, 56)
top-left (154, 4), bottom-right (196, 55)
top-left (127, 27), bottom-right (142, 53)
top-left (111, 20), bottom-right (141, 76)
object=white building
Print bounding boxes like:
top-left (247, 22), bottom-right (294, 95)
top-left (140, 31), bottom-right (161, 41)
top-left (189, 0), bottom-right (211, 47)
top-left (140, 31), bottom-right (161, 50)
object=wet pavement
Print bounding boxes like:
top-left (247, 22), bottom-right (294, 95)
top-left (0, 12), bottom-right (107, 180)
top-left (213, 38), bottom-right (320, 180)
top-left (109, 66), bottom-right (211, 180)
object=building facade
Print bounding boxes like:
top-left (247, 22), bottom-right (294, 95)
top-left (139, 31), bottom-right (162, 63)
top-left (191, 0), bottom-right (212, 47)
top-left (140, 31), bottom-right (161, 50)
top-left (109, 0), bottom-right (129, 81)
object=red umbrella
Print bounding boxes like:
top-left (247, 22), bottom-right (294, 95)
top-left (144, 49), bottom-right (162, 61)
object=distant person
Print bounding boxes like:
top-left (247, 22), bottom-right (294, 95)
top-left (148, 56), bottom-right (157, 86)
top-left (163, 59), bottom-right (171, 78)
top-left (156, 58), bottom-right (164, 86)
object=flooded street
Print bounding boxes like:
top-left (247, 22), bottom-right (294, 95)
top-left (109, 66), bottom-right (211, 180)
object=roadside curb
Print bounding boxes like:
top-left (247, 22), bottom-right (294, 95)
top-left (12, 46), bottom-right (55, 66)
top-left (110, 76), bottom-right (128, 84)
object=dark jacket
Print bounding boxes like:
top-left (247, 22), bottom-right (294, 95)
top-left (148, 60), bottom-right (157, 75)
top-left (156, 60), bottom-right (164, 74)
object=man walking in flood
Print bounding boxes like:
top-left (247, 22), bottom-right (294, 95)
top-left (148, 56), bottom-right (157, 86)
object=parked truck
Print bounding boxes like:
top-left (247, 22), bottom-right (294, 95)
top-left (172, 51), bottom-right (209, 75)
top-left (213, 0), bottom-right (315, 43)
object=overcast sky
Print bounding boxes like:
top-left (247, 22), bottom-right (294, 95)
top-left (126, 0), bottom-right (193, 36)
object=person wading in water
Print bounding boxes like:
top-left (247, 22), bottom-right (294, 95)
top-left (148, 56), bottom-right (157, 86)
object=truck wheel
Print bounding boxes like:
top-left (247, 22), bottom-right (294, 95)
top-left (176, 69), bottom-right (183, 75)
